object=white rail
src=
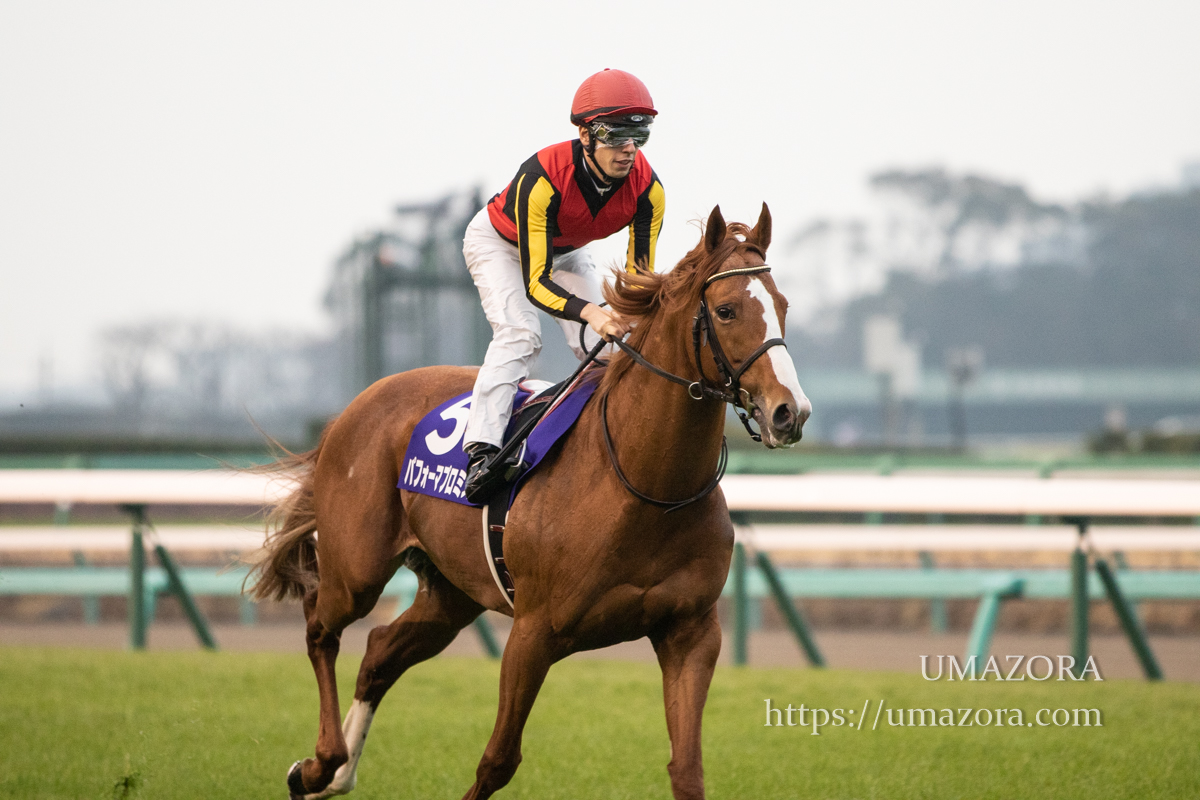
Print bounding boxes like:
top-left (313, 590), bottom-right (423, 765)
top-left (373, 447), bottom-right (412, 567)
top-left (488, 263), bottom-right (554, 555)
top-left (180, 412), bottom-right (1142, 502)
top-left (2, 470), bottom-right (1197, 517)
top-left (0, 469), bottom-right (290, 506)
top-left (719, 474), bottom-right (1200, 517)
top-left (737, 524), bottom-right (1200, 552)
top-left (0, 526), bottom-right (265, 552)
top-left (0, 524), bottom-right (1196, 554)
top-left (1, 470), bottom-right (1197, 557)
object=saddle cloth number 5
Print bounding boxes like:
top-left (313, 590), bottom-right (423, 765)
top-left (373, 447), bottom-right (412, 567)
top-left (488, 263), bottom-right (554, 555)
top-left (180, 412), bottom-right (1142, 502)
top-left (425, 396), bottom-right (471, 455)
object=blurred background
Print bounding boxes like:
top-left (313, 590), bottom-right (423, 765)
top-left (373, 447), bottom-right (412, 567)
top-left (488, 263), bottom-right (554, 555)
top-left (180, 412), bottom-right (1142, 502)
top-left (1, 2), bottom-right (1198, 669)
top-left (2, 0), bottom-right (1197, 462)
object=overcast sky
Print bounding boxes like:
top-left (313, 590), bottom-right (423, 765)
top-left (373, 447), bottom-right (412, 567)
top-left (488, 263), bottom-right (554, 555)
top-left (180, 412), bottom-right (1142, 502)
top-left (2, 0), bottom-right (1198, 398)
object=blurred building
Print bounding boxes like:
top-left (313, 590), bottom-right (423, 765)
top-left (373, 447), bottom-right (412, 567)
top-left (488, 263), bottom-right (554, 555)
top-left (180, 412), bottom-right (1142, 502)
top-left (324, 189), bottom-right (492, 406)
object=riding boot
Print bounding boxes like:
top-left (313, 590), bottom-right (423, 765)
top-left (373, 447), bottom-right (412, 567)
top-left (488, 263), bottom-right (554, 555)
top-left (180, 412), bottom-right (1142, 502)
top-left (464, 442), bottom-right (506, 504)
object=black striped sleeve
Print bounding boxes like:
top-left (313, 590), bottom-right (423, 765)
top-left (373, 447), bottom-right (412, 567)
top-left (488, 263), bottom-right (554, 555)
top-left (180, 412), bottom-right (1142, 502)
top-left (514, 169), bottom-right (587, 322)
top-left (627, 171), bottom-right (665, 273)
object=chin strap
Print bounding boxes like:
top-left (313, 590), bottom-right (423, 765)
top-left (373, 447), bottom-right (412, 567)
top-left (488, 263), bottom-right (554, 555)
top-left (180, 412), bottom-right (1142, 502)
top-left (583, 135), bottom-right (619, 185)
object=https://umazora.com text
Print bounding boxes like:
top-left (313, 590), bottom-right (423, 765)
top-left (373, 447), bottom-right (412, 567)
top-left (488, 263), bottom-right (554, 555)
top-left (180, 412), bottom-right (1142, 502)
top-left (763, 700), bottom-right (1103, 734)
top-left (762, 654), bottom-right (1105, 735)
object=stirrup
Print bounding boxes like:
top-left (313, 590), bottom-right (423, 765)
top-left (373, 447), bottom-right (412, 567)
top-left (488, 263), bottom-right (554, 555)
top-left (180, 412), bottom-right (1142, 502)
top-left (465, 446), bottom-right (523, 504)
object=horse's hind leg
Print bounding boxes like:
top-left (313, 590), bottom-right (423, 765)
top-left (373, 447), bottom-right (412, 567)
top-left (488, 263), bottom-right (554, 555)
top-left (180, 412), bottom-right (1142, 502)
top-left (651, 608), bottom-right (722, 800)
top-left (321, 553), bottom-right (485, 797)
top-left (289, 583), bottom-right (364, 800)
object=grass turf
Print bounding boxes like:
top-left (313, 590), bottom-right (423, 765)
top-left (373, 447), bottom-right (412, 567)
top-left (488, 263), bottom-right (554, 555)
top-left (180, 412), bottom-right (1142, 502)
top-left (0, 646), bottom-right (1197, 799)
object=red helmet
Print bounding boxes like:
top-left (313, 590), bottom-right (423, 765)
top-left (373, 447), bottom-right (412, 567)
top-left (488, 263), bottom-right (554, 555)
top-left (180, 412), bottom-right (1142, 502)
top-left (570, 69), bottom-right (657, 125)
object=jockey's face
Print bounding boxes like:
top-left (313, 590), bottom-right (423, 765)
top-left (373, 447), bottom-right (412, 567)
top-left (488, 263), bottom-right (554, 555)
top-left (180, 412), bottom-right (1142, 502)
top-left (579, 126), bottom-right (637, 182)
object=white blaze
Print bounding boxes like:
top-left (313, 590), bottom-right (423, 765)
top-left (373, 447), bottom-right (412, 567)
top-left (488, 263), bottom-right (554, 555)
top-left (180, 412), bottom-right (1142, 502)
top-left (747, 279), bottom-right (809, 411)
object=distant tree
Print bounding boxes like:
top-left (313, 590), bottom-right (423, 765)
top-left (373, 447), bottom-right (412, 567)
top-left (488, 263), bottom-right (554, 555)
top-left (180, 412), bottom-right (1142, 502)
top-left (1083, 190), bottom-right (1200, 365)
top-left (97, 320), bottom-right (330, 414)
top-left (99, 324), bottom-right (164, 412)
top-left (170, 323), bottom-right (237, 411)
top-left (870, 168), bottom-right (1068, 274)
top-left (796, 185), bottom-right (1200, 370)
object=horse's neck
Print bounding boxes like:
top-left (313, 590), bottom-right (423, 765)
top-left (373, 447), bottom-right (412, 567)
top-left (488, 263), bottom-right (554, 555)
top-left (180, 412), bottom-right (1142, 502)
top-left (604, 314), bottom-right (726, 500)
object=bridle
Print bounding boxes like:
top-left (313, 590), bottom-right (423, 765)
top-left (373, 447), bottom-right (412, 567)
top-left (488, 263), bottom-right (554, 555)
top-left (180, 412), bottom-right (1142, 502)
top-left (598, 264), bottom-right (789, 512)
top-left (610, 264), bottom-right (787, 441)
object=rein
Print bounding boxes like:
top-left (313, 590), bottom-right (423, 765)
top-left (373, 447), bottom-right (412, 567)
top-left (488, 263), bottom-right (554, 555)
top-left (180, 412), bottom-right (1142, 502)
top-left (600, 392), bottom-right (728, 513)
top-left (601, 264), bottom-right (787, 512)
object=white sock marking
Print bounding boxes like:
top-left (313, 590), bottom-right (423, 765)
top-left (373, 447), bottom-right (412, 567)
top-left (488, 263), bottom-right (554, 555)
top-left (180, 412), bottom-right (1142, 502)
top-left (306, 700), bottom-right (375, 798)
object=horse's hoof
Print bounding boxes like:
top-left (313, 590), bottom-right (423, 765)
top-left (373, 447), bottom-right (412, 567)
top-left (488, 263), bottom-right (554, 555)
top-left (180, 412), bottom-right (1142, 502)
top-left (287, 760), bottom-right (308, 799)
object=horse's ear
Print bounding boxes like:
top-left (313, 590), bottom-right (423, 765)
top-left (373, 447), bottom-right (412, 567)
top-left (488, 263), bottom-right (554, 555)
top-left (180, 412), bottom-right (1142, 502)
top-left (704, 206), bottom-right (727, 253)
top-left (749, 202), bottom-right (772, 252)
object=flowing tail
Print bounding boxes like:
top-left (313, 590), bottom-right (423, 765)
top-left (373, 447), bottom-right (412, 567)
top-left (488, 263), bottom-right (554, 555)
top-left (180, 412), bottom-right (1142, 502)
top-left (244, 444), bottom-right (322, 602)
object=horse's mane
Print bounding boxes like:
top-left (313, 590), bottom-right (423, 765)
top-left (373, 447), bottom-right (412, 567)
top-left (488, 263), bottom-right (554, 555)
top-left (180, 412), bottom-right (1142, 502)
top-left (599, 222), bottom-right (764, 396)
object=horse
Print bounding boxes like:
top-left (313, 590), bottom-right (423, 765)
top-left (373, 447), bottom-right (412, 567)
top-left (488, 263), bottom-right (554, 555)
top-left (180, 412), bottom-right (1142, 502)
top-left (250, 203), bottom-right (811, 800)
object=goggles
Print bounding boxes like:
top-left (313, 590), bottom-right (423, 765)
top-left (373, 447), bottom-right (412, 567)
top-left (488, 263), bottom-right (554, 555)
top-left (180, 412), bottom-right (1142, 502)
top-left (589, 116), bottom-right (653, 149)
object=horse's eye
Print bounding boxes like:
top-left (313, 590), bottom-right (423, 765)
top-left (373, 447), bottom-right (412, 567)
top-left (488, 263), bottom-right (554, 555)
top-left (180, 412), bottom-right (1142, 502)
top-left (715, 306), bottom-right (736, 321)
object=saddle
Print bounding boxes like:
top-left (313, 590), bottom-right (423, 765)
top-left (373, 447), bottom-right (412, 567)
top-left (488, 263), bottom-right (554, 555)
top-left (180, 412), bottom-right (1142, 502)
top-left (485, 378), bottom-right (567, 485)
top-left (398, 369), bottom-right (603, 608)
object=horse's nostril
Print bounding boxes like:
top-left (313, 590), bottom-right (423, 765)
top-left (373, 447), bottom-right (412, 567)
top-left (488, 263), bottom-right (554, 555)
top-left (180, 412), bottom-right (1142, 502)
top-left (772, 404), bottom-right (795, 431)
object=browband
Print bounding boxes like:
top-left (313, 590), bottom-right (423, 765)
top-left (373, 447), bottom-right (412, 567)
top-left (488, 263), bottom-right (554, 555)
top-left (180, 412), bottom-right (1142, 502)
top-left (703, 265), bottom-right (770, 286)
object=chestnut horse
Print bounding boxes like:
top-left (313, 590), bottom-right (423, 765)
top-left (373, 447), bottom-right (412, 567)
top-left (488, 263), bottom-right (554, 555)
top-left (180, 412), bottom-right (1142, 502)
top-left (250, 204), bottom-right (810, 800)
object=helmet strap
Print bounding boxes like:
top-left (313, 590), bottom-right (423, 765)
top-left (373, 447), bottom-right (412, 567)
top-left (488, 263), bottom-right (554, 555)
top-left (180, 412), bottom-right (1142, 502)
top-left (582, 130), bottom-right (617, 185)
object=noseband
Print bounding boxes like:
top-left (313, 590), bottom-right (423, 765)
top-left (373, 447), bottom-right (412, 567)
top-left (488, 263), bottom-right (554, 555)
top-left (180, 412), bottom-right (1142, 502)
top-left (601, 264), bottom-right (790, 512)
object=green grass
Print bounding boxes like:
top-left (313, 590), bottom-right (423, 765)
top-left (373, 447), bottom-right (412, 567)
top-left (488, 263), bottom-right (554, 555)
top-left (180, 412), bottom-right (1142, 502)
top-left (1, 647), bottom-right (1197, 799)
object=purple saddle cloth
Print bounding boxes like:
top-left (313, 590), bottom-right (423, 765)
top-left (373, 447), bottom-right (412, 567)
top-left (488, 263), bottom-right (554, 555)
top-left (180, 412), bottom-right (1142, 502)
top-left (398, 374), bottom-right (600, 507)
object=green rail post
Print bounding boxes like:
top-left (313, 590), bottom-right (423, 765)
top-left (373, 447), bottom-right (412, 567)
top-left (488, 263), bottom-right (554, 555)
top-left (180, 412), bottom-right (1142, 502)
top-left (1112, 551), bottom-right (1142, 622)
top-left (732, 541), bottom-right (748, 666)
top-left (964, 591), bottom-right (1002, 674)
top-left (152, 544), bottom-right (218, 651)
top-left (473, 616), bottom-right (502, 659)
top-left (1094, 558), bottom-right (1162, 680)
top-left (962, 579), bottom-right (1022, 672)
top-left (918, 551), bottom-right (948, 633)
top-left (57, 501), bottom-right (100, 625)
top-left (1067, 517), bottom-right (1090, 679)
top-left (71, 552), bottom-right (101, 625)
top-left (754, 551), bottom-right (824, 667)
top-left (127, 506), bottom-right (147, 650)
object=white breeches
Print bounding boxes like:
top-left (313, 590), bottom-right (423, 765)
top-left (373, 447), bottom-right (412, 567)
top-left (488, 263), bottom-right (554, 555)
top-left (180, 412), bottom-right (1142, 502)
top-left (462, 207), bottom-right (610, 448)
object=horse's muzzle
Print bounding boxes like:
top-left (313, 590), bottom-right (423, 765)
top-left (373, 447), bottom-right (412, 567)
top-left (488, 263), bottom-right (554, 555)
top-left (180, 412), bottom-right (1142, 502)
top-left (753, 395), bottom-right (811, 448)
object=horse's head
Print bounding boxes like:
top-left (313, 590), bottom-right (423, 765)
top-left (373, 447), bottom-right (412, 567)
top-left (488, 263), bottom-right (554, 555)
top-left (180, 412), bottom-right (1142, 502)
top-left (697, 204), bottom-right (811, 447)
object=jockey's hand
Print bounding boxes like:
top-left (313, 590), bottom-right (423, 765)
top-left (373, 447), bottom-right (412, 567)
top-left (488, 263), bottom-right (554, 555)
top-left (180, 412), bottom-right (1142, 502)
top-left (580, 303), bottom-right (631, 342)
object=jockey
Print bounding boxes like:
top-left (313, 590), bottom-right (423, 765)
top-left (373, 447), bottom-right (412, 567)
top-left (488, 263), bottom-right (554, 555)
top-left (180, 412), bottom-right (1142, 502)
top-left (462, 68), bottom-right (666, 503)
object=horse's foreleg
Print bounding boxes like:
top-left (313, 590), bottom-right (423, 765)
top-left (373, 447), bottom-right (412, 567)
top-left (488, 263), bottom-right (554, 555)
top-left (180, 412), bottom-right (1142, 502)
top-left (651, 608), bottom-right (722, 800)
top-left (462, 619), bottom-right (557, 800)
top-left (321, 568), bottom-right (485, 797)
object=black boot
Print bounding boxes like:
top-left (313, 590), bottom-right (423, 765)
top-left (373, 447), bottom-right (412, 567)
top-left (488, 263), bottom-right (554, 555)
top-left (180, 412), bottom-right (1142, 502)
top-left (464, 442), bottom-right (504, 504)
